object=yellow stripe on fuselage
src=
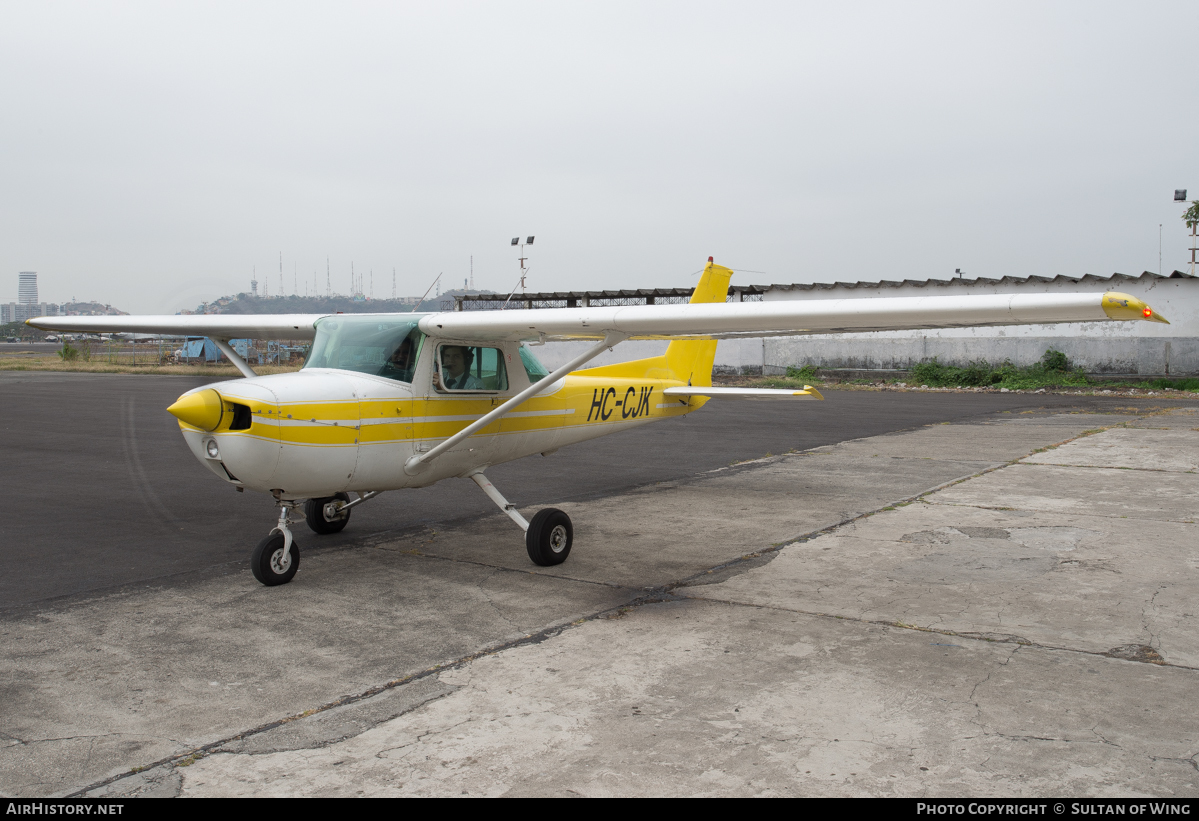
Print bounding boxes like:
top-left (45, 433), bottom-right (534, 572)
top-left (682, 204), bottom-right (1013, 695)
top-left (186, 374), bottom-right (695, 449)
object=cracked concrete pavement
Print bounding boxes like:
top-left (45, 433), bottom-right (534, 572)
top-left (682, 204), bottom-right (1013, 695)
top-left (3, 403), bottom-right (1198, 796)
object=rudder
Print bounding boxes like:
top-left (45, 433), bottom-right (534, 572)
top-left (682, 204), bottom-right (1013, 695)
top-left (664, 258), bottom-right (733, 387)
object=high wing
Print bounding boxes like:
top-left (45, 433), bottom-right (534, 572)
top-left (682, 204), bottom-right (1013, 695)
top-left (419, 291), bottom-right (1168, 341)
top-left (26, 291), bottom-right (1166, 341)
top-left (24, 314), bottom-right (321, 339)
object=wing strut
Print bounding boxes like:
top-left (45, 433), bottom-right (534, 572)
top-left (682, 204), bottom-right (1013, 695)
top-left (212, 339), bottom-right (257, 378)
top-left (404, 331), bottom-right (626, 476)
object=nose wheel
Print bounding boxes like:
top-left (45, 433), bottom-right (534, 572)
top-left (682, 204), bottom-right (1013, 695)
top-left (251, 532), bottom-right (299, 586)
top-left (251, 502), bottom-right (302, 586)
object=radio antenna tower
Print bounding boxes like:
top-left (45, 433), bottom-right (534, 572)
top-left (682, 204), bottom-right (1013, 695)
top-left (326, 257), bottom-right (331, 297)
top-left (392, 267), bottom-right (397, 299)
top-left (470, 255), bottom-right (474, 290)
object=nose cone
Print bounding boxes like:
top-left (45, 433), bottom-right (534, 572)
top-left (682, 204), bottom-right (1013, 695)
top-left (168, 388), bottom-right (224, 431)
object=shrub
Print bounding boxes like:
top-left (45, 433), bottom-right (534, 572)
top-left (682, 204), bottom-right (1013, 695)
top-left (785, 364), bottom-right (819, 381)
top-left (1038, 349), bottom-right (1069, 373)
top-left (909, 349), bottom-right (1090, 390)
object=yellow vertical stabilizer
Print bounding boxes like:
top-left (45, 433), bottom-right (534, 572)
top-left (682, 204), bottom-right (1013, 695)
top-left (573, 258), bottom-right (733, 386)
top-left (664, 258), bottom-right (732, 387)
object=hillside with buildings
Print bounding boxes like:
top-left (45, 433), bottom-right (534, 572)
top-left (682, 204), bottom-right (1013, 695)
top-left (182, 289), bottom-right (496, 316)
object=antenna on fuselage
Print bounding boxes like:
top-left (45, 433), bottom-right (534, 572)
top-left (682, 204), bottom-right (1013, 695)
top-left (415, 272), bottom-right (441, 311)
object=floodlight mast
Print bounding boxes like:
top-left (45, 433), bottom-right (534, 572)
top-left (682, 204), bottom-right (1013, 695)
top-left (1178, 190), bottom-right (1195, 276)
top-left (511, 234), bottom-right (535, 292)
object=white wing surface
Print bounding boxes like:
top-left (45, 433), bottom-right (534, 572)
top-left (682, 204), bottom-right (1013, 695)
top-left (420, 291), bottom-right (1166, 342)
top-left (24, 314), bottom-right (323, 339)
top-left (26, 291), bottom-right (1165, 342)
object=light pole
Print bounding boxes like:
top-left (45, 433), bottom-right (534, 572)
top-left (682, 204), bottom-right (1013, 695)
top-left (511, 236), bottom-right (535, 292)
top-left (503, 236), bottom-right (536, 309)
top-left (1178, 190), bottom-right (1196, 276)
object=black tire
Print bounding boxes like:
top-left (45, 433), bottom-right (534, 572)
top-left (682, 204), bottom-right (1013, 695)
top-left (305, 492), bottom-right (351, 534)
top-left (251, 533), bottom-right (299, 586)
top-left (525, 508), bottom-right (573, 567)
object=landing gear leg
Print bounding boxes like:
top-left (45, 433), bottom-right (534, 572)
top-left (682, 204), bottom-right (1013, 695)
top-left (466, 470), bottom-right (573, 567)
top-left (304, 490), bottom-right (381, 535)
top-left (251, 502), bottom-right (301, 586)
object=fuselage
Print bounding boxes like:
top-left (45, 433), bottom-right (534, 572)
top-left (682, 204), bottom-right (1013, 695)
top-left (176, 332), bottom-right (694, 500)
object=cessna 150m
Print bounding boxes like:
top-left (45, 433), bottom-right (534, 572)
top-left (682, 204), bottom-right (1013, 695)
top-left (29, 260), bottom-right (1169, 586)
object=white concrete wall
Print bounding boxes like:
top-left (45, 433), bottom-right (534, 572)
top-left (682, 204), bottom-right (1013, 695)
top-left (763, 274), bottom-right (1199, 375)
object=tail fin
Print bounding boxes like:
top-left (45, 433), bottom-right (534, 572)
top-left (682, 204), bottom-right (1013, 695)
top-left (574, 258), bottom-right (733, 384)
top-left (663, 258), bottom-right (732, 387)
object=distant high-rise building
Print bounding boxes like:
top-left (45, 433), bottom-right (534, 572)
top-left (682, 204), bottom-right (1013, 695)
top-left (18, 272), bottom-right (37, 304)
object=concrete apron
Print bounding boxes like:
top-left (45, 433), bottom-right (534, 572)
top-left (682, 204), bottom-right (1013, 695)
top-left (2, 407), bottom-right (1195, 797)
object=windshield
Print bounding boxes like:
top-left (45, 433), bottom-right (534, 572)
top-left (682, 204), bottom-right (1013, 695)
top-left (519, 344), bottom-right (551, 382)
top-left (304, 315), bottom-right (426, 383)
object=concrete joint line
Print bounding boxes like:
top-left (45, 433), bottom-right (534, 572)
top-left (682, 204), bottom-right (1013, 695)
top-left (65, 592), bottom-right (657, 798)
top-left (1019, 461), bottom-right (1197, 475)
top-left (675, 590), bottom-right (1197, 672)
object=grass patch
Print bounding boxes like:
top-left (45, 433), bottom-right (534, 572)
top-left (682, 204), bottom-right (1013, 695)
top-left (909, 349), bottom-right (1091, 390)
top-left (907, 349), bottom-right (1199, 392)
top-left (761, 364), bottom-right (822, 389)
top-left (0, 355), bottom-right (300, 376)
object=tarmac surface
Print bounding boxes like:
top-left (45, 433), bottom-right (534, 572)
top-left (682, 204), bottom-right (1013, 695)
top-left (1, 372), bottom-right (1198, 796)
top-left (3, 371), bottom-right (1176, 608)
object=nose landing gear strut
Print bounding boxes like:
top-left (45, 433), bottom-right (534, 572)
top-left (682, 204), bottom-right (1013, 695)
top-left (251, 501), bottom-right (302, 586)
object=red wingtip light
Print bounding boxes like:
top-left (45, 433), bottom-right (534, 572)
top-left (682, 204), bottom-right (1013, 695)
top-left (708, 256), bottom-right (714, 263)
top-left (1144, 307), bottom-right (1153, 318)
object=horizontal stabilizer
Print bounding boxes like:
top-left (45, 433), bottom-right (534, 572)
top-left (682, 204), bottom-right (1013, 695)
top-left (663, 386), bottom-right (824, 401)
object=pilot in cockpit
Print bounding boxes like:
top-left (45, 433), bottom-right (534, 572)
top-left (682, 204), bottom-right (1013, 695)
top-left (433, 345), bottom-right (482, 390)
top-left (383, 337), bottom-right (416, 382)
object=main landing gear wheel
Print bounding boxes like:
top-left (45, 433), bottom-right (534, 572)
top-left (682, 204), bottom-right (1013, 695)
top-left (251, 533), bottom-right (299, 586)
top-left (305, 492), bottom-right (351, 534)
top-left (525, 508), bottom-right (573, 567)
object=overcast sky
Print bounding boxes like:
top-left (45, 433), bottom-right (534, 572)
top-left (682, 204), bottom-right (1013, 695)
top-left (2, 1), bottom-right (1196, 313)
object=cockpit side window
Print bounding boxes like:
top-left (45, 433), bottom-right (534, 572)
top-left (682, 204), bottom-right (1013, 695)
top-left (434, 344), bottom-right (509, 392)
top-left (304, 315), bottom-right (426, 384)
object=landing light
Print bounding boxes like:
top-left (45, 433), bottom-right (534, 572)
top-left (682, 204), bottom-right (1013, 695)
top-left (206, 439), bottom-right (220, 459)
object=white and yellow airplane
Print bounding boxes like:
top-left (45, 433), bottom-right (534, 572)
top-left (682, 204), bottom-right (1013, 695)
top-left (29, 260), bottom-right (1168, 586)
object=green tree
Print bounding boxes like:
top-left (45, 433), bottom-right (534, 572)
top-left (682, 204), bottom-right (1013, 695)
top-left (1184, 201), bottom-right (1199, 229)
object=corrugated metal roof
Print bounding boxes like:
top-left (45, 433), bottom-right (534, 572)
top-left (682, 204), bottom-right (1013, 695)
top-left (757, 270), bottom-right (1196, 292)
top-left (455, 285), bottom-right (767, 302)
